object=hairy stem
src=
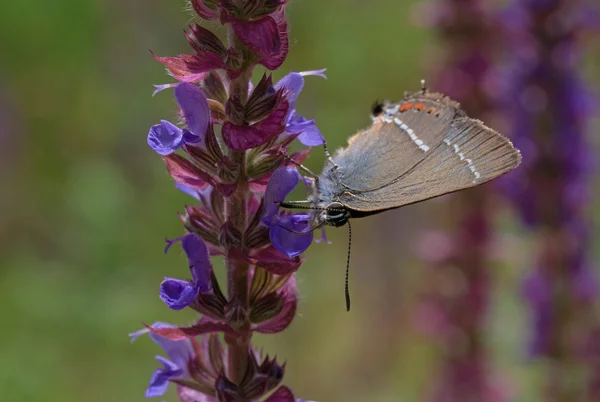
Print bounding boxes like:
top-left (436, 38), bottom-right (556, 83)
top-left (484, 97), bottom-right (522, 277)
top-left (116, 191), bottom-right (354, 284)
top-left (225, 26), bottom-right (253, 387)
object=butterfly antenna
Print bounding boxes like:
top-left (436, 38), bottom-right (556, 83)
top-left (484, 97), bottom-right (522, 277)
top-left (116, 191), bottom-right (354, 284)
top-left (276, 201), bottom-right (348, 212)
top-left (345, 220), bottom-right (352, 312)
top-left (420, 79), bottom-right (427, 94)
top-left (278, 202), bottom-right (316, 209)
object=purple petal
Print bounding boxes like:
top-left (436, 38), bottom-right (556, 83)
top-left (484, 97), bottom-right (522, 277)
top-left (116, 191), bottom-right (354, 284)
top-left (163, 153), bottom-right (214, 191)
top-left (146, 322), bottom-right (195, 371)
top-left (128, 327), bottom-right (150, 343)
top-left (174, 83), bottom-right (210, 140)
top-left (264, 386), bottom-right (295, 402)
top-left (146, 356), bottom-right (183, 398)
top-left (299, 175), bottom-right (313, 192)
top-left (269, 214), bottom-right (313, 257)
top-left (152, 83), bottom-right (178, 96)
top-left (164, 236), bottom-right (186, 254)
top-left (146, 318), bottom-right (233, 341)
top-left (153, 52), bottom-right (224, 83)
top-left (259, 10), bottom-right (289, 70)
top-left (296, 121), bottom-right (324, 146)
top-left (300, 69), bottom-right (327, 79)
top-left (147, 120), bottom-right (184, 155)
top-left (221, 122), bottom-right (271, 151)
top-left (178, 386), bottom-right (219, 402)
top-left (160, 277), bottom-right (199, 310)
top-left (251, 245), bottom-right (302, 275)
top-left (286, 114), bottom-right (324, 146)
top-left (175, 183), bottom-right (213, 202)
top-left (286, 112), bottom-right (314, 132)
top-left (175, 183), bottom-right (201, 200)
top-left (275, 69), bottom-right (327, 109)
top-left (190, 0), bottom-right (219, 20)
top-left (315, 226), bottom-right (330, 244)
top-left (132, 321), bottom-right (194, 397)
top-left (262, 167), bottom-right (301, 221)
top-left (275, 73), bottom-right (304, 109)
top-left (231, 15), bottom-right (280, 60)
top-left (182, 129), bottom-right (201, 144)
top-left (181, 234), bottom-right (212, 292)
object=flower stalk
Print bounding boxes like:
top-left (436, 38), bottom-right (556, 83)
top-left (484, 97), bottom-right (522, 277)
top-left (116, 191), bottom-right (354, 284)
top-left (415, 1), bottom-right (510, 400)
top-left (131, 1), bottom-right (325, 400)
top-left (502, 1), bottom-right (598, 400)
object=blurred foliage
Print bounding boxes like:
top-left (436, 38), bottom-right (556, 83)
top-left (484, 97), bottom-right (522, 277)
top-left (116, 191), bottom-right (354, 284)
top-left (0, 0), bottom-right (598, 401)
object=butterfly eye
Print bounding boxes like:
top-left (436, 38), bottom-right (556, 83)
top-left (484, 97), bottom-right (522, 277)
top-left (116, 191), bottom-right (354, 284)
top-left (371, 101), bottom-right (385, 117)
top-left (325, 202), bottom-right (350, 227)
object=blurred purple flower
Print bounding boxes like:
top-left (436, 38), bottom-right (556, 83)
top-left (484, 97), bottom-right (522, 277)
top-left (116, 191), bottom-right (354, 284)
top-left (502, 0), bottom-right (597, 355)
top-left (501, 0), bottom-right (599, 397)
top-left (415, 0), bottom-right (513, 400)
top-left (160, 233), bottom-right (213, 310)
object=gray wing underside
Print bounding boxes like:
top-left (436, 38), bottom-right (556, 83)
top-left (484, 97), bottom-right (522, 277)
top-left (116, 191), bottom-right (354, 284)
top-left (331, 97), bottom-right (458, 192)
top-left (331, 116), bottom-right (521, 212)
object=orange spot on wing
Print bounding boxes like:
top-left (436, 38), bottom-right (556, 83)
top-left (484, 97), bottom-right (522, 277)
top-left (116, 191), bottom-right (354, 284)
top-left (399, 102), bottom-right (414, 112)
top-left (400, 102), bottom-right (427, 112)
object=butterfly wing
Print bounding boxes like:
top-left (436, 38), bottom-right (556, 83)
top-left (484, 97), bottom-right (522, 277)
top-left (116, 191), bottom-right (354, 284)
top-left (327, 92), bottom-right (521, 212)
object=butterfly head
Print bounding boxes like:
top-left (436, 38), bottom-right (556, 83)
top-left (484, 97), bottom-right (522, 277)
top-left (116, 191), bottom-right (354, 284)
top-left (323, 201), bottom-right (351, 227)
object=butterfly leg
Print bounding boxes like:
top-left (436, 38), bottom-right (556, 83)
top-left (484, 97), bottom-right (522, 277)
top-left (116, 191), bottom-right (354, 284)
top-left (279, 151), bottom-right (320, 182)
top-left (322, 140), bottom-right (339, 170)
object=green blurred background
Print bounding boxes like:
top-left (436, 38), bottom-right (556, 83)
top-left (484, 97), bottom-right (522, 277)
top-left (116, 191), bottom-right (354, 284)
top-left (1, 0), bottom-right (599, 401)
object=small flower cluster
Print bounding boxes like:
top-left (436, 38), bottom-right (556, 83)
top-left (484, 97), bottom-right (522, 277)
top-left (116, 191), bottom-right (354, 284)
top-left (132, 1), bottom-right (325, 400)
top-left (502, 0), bottom-right (598, 398)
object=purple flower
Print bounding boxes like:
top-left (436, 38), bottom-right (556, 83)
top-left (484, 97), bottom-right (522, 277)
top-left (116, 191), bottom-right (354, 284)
top-left (147, 83), bottom-right (209, 155)
top-left (130, 322), bottom-right (194, 398)
top-left (275, 69), bottom-right (326, 146)
top-left (267, 214), bottom-right (313, 258)
top-left (147, 120), bottom-right (186, 156)
top-left (262, 167), bottom-right (313, 257)
top-left (285, 110), bottom-right (324, 147)
top-left (160, 233), bottom-right (213, 310)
